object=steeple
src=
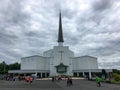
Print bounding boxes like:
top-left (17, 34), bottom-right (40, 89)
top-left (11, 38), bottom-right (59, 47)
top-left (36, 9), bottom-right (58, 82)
top-left (58, 11), bottom-right (64, 46)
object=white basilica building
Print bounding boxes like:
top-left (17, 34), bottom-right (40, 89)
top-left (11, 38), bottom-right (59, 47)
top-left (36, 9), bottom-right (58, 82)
top-left (9, 12), bottom-right (112, 79)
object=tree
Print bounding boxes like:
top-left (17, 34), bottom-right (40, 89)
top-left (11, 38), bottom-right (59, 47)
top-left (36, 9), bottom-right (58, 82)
top-left (113, 73), bottom-right (120, 81)
top-left (9, 62), bottom-right (20, 70)
top-left (113, 69), bottom-right (120, 74)
top-left (102, 69), bottom-right (107, 79)
top-left (0, 61), bottom-right (8, 74)
top-left (0, 61), bottom-right (20, 74)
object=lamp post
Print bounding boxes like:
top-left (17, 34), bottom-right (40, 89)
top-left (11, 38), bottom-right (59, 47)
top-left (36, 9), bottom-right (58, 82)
top-left (3, 61), bottom-right (6, 74)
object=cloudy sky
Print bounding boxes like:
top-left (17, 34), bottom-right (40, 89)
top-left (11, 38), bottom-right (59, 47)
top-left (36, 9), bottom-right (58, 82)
top-left (0, 0), bottom-right (120, 69)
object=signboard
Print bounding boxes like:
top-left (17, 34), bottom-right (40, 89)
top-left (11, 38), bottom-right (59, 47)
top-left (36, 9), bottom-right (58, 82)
top-left (56, 63), bottom-right (67, 73)
top-left (57, 66), bottom-right (66, 73)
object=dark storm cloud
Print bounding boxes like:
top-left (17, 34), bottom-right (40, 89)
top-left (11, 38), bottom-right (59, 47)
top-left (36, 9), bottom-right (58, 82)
top-left (0, 0), bottom-right (120, 69)
top-left (92, 0), bottom-right (114, 11)
top-left (99, 61), bottom-right (120, 69)
top-left (72, 0), bottom-right (120, 64)
top-left (0, 0), bottom-right (30, 44)
top-left (0, 31), bottom-right (18, 45)
top-left (61, 9), bottom-right (76, 19)
top-left (83, 33), bottom-right (120, 57)
top-left (65, 37), bottom-right (79, 46)
top-left (0, 0), bottom-right (30, 63)
top-left (0, 0), bottom-right (29, 25)
top-left (24, 31), bottom-right (39, 37)
top-left (89, 0), bottom-right (115, 24)
top-left (88, 46), bottom-right (116, 57)
top-left (77, 31), bottom-right (120, 57)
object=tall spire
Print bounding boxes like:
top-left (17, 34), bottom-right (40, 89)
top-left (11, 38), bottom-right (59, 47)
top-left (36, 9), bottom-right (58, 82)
top-left (58, 11), bottom-right (64, 43)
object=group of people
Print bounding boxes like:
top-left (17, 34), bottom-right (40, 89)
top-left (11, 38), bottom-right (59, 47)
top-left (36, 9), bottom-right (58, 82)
top-left (2, 74), bottom-right (102, 87)
top-left (51, 75), bottom-right (102, 87)
top-left (1, 74), bottom-right (34, 84)
top-left (67, 76), bottom-right (101, 87)
top-left (51, 76), bottom-right (62, 82)
top-left (51, 76), bottom-right (73, 87)
top-left (1, 75), bottom-right (25, 81)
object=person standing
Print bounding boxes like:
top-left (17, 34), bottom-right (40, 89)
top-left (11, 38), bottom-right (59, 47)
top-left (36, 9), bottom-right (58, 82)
top-left (96, 76), bottom-right (101, 87)
top-left (30, 76), bottom-right (33, 84)
top-left (25, 75), bottom-right (31, 84)
top-left (52, 77), bottom-right (55, 82)
top-left (67, 76), bottom-right (72, 87)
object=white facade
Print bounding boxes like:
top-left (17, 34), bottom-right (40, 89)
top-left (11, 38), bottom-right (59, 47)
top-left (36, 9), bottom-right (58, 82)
top-left (9, 13), bottom-right (109, 79)
top-left (21, 55), bottom-right (49, 70)
top-left (20, 45), bottom-right (99, 77)
top-left (43, 46), bottom-right (74, 76)
top-left (72, 56), bottom-right (98, 70)
top-left (20, 12), bottom-right (99, 77)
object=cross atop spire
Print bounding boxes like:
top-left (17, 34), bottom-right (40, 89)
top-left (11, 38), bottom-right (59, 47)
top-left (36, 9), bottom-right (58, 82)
top-left (58, 11), bottom-right (64, 44)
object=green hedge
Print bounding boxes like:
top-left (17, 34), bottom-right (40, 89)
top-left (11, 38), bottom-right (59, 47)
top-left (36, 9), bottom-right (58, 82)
top-left (113, 73), bottom-right (120, 81)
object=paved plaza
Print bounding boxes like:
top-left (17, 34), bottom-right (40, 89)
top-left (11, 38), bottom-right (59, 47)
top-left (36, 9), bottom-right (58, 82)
top-left (0, 79), bottom-right (120, 90)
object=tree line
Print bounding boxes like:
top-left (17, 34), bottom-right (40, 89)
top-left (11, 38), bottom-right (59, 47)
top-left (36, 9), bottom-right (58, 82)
top-left (0, 61), bottom-right (20, 74)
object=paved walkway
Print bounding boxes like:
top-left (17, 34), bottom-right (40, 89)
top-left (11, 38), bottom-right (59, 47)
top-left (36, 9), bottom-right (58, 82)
top-left (0, 79), bottom-right (120, 90)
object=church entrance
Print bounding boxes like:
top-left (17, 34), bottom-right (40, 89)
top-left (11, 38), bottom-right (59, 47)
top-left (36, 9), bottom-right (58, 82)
top-left (55, 63), bottom-right (68, 76)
